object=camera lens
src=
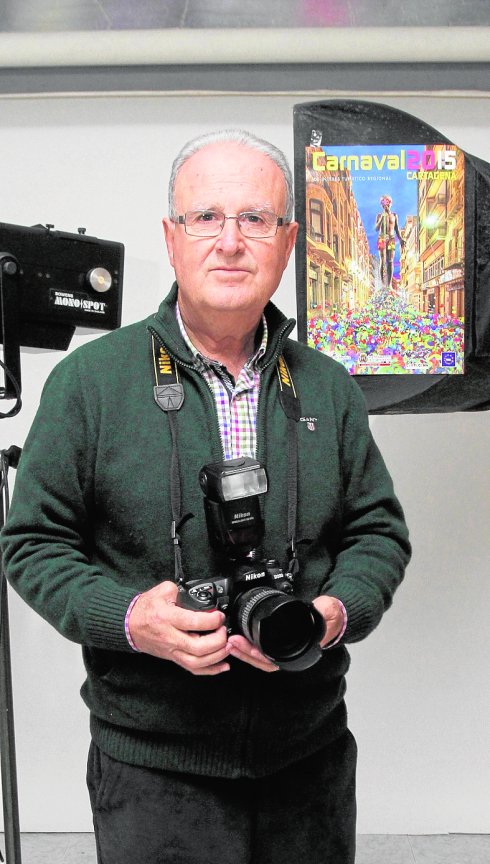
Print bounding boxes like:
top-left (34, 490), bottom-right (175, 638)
top-left (235, 588), bottom-right (323, 669)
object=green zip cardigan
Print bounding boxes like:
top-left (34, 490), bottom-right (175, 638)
top-left (1, 284), bottom-right (411, 778)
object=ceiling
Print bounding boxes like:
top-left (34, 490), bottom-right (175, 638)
top-left (1, 0), bottom-right (489, 32)
top-left (0, 1), bottom-right (487, 95)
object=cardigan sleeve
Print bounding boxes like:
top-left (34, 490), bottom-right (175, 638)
top-left (0, 353), bottom-right (138, 651)
top-left (320, 376), bottom-right (411, 643)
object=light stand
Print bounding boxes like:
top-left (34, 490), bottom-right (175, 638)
top-left (0, 249), bottom-right (23, 864)
top-left (0, 447), bottom-right (22, 864)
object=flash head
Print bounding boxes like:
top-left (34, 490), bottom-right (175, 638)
top-left (199, 457), bottom-right (267, 556)
top-left (199, 457), bottom-right (267, 503)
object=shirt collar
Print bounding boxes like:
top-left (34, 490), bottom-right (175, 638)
top-left (175, 301), bottom-right (268, 373)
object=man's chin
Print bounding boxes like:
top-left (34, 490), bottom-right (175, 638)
top-left (202, 286), bottom-right (264, 319)
top-left (208, 269), bottom-right (251, 286)
top-left (205, 277), bottom-right (252, 302)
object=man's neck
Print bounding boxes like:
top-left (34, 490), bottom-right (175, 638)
top-left (179, 306), bottom-right (260, 380)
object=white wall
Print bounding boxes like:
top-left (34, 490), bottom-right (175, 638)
top-left (0, 92), bottom-right (489, 834)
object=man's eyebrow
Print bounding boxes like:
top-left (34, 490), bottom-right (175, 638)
top-left (241, 202), bottom-right (276, 213)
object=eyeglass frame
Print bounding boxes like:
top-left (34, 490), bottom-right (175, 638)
top-left (173, 209), bottom-right (286, 239)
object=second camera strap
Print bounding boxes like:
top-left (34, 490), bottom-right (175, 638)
top-left (275, 355), bottom-right (301, 576)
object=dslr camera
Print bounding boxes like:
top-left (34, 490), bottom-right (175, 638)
top-left (177, 457), bottom-right (325, 671)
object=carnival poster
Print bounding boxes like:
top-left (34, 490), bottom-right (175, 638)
top-left (305, 143), bottom-right (465, 374)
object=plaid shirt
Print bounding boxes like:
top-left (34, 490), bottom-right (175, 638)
top-left (176, 303), bottom-right (267, 460)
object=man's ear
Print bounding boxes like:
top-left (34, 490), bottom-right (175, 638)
top-left (162, 217), bottom-right (176, 267)
top-left (284, 221), bottom-right (299, 264)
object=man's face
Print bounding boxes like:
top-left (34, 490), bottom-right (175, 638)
top-left (163, 142), bottom-right (298, 324)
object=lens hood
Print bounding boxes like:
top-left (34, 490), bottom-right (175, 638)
top-left (236, 588), bottom-right (326, 672)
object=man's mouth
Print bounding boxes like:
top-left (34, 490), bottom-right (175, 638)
top-left (211, 267), bottom-right (250, 275)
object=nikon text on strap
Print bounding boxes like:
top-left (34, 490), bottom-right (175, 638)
top-left (151, 335), bottom-right (185, 412)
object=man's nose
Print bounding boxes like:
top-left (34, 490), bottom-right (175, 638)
top-left (215, 217), bottom-right (244, 253)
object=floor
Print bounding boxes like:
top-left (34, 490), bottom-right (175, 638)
top-left (1, 833), bottom-right (489, 863)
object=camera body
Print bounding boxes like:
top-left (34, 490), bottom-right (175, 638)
top-left (177, 557), bottom-right (293, 616)
top-left (176, 457), bottom-right (325, 671)
top-left (177, 555), bottom-right (325, 672)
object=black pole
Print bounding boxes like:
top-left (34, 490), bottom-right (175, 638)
top-left (0, 451), bottom-right (22, 863)
top-left (0, 255), bottom-right (21, 403)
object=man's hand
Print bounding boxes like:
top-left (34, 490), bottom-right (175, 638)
top-left (227, 634), bottom-right (279, 672)
top-left (312, 595), bottom-right (345, 648)
top-left (227, 595), bottom-right (345, 670)
top-left (128, 580), bottom-right (231, 676)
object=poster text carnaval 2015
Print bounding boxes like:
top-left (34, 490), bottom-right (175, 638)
top-left (311, 148), bottom-right (458, 174)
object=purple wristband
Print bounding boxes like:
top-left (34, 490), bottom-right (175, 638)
top-left (125, 594), bottom-right (142, 652)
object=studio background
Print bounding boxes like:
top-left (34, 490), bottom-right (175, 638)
top-left (0, 92), bottom-right (488, 834)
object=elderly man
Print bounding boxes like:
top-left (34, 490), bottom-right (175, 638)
top-left (1, 130), bottom-right (410, 864)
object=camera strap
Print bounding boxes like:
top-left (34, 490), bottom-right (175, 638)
top-left (150, 333), bottom-right (190, 586)
top-left (149, 330), bottom-right (301, 580)
top-left (275, 355), bottom-right (301, 576)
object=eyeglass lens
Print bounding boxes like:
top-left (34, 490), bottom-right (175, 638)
top-left (183, 210), bottom-right (280, 237)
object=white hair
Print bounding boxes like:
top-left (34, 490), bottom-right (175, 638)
top-left (167, 129), bottom-right (295, 222)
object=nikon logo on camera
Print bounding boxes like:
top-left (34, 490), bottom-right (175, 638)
top-left (244, 572), bottom-right (266, 581)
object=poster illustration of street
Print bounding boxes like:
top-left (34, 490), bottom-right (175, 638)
top-left (305, 143), bottom-right (465, 374)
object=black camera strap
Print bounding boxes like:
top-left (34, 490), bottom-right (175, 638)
top-left (275, 355), bottom-right (301, 576)
top-left (150, 333), bottom-right (190, 586)
top-left (149, 331), bottom-right (301, 580)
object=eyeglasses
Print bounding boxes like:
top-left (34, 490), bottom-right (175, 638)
top-left (175, 210), bottom-right (285, 239)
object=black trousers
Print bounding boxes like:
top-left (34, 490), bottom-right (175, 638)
top-left (87, 730), bottom-right (357, 864)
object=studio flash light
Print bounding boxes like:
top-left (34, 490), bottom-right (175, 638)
top-left (0, 221), bottom-right (124, 405)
